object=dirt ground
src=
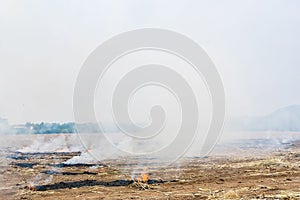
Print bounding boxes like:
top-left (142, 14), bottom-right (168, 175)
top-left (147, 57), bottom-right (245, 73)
top-left (1, 140), bottom-right (300, 199)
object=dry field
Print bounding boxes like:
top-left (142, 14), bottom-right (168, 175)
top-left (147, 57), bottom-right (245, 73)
top-left (0, 134), bottom-right (300, 199)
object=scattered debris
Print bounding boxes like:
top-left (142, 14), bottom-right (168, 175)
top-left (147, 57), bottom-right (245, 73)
top-left (128, 181), bottom-right (153, 190)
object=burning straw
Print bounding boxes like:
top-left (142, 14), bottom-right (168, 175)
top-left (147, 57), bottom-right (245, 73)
top-left (129, 169), bottom-right (153, 190)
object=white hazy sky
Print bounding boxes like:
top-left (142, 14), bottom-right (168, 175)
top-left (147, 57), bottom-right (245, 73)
top-left (0, 0), bottom-right (300, 124)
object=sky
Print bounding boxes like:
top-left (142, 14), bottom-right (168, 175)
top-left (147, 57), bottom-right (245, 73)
top-left (0, 0), bottom-right (300, 124)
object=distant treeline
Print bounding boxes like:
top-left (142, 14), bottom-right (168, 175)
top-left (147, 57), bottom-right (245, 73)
top-left (6, 122), bottom-right (133, 134)
top-left (21, 122), bottom-right (76, 134)
top-left (14, 122), bottom-right (108, 134)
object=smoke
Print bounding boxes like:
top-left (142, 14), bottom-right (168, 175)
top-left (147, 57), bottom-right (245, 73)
top-left (28, 172), bottom-right (54, 187)
top-left (17, 134), bottom-right (84, 153)
top-left (63, 151), bottom-right (96, 165)
top-left (0, 118), bottom-right (15, 135)
top-left (13, 134), bottom-right (85, 187)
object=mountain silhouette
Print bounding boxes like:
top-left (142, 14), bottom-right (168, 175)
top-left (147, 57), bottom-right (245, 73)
top-left (229, 105), bottom-right (300, 131)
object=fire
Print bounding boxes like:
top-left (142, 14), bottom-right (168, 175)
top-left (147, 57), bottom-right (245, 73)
top-left (137, 167), bottom-right (150, 183)
top-left (133, 167), bottom-right (150, 183)
top-left (137, 173), bottom-right (150, 183)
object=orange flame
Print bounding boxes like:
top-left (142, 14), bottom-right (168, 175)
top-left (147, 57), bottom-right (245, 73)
top-left (142, 173), bottom-right (150, 183)
top-left (137, 173), bottom-right (149, 183)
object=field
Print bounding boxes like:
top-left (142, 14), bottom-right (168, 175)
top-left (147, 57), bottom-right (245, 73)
top-left (1, 133), bottom-right (300, 199)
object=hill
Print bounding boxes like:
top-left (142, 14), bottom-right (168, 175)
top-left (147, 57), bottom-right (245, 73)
top-left (229, 105), bottom-right (300, 131)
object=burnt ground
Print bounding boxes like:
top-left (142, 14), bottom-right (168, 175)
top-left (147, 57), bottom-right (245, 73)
top-left (1, 142), bottom-right (300, 199)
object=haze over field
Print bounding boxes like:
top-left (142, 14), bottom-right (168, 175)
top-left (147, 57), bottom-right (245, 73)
top-left (1, 1), bottom-right (300, 199)
top-left (1, 0), bottom-right (300, 124)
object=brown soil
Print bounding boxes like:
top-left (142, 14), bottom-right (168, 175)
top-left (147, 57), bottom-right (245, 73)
top-left (1, 142), bottom-right (300, 199)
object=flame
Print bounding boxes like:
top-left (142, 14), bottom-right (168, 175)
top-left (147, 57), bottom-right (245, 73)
top-left (134, 167), bottom-right (150, 183)
top-left (142, 173), bottom-right (150, 183)
top-left (137, 173), bottom-right (150, 183)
